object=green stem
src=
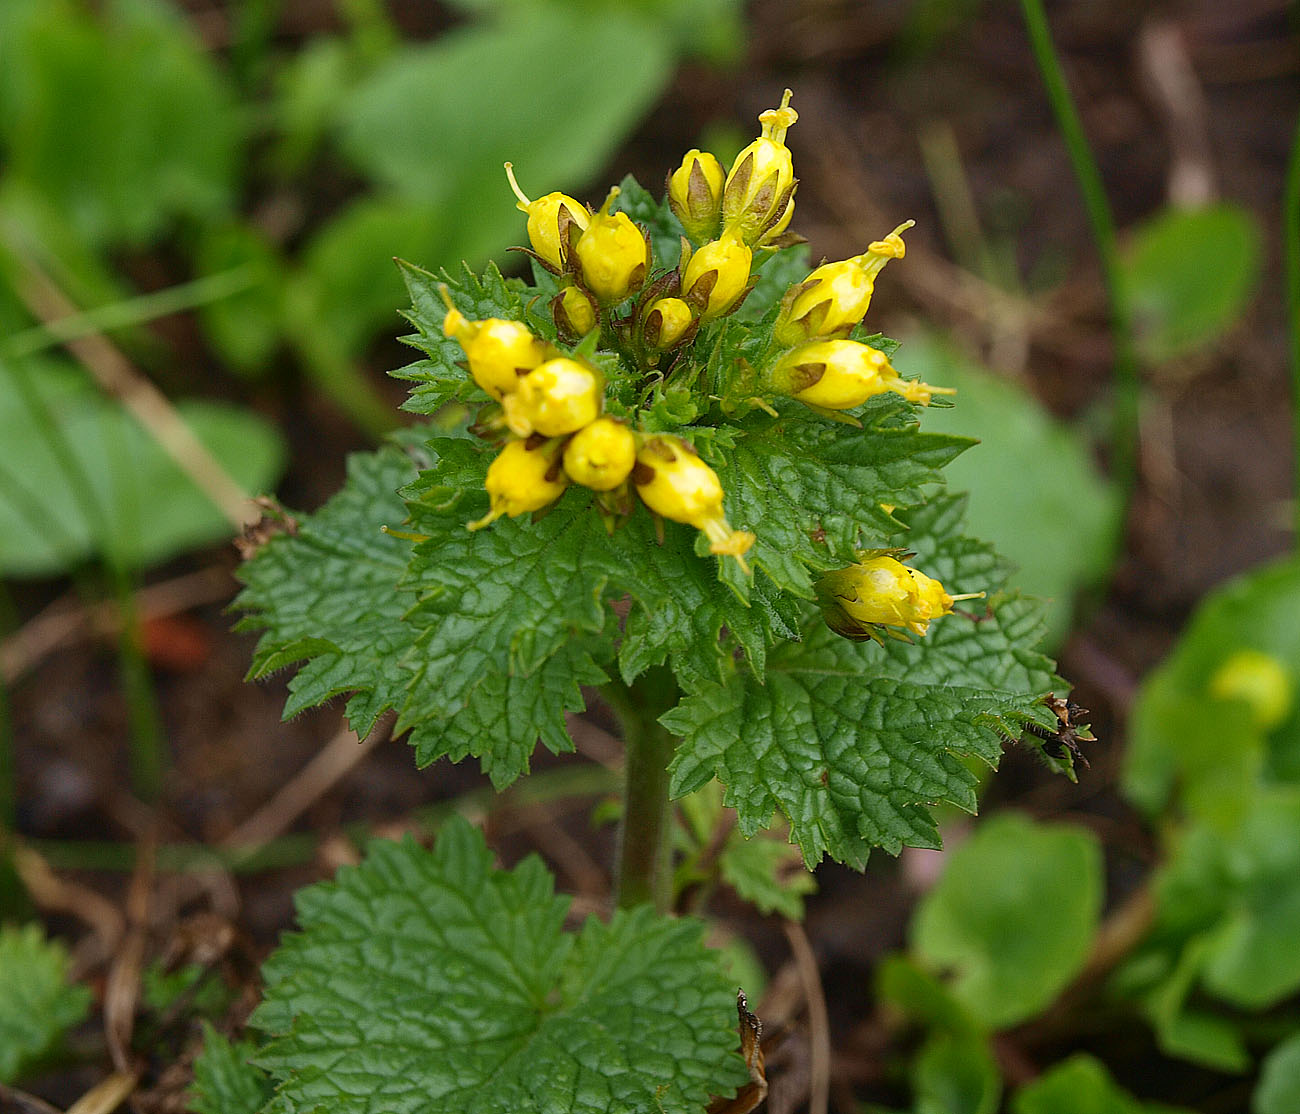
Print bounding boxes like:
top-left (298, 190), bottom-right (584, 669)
top-left (108, 566), bottom-right (167, 802)
top-left (1019, 0), bottom-right (1141, 509)
top-left (604, 666), bottom-right (680, 912)
top-left (1286, 112), bottom-right (1300, 545)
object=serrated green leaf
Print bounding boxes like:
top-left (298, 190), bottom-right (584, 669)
top-left (664, 620), bottom-right (1055, 868)
top-left (0, 922), bottom-right (91, 1083)
top-left (251, 819), bottom-right (747, 1114)
top-left (719, 830), bottom-right (816, 920)
top-left (1255, 1033), bottom-right (1300, 1114)
top-left (236, 442), bottom-right (419, 735)
top-left (911, 812), bottom-right (1102, 1029)
top-left (1120, 203), bottom-right (1261, 364)
top-left (190, 1024), bottom-right (273, 1114)
top-left (702, 406), bottom-right (972, 598)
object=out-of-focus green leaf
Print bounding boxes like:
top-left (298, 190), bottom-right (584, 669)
top-left (0, 923), bottom-right (91, 1083)
top-left (0, 361), bottom-right (286, 575)
top-left (914, 1029), bottom-right (1000, 1114)
top-left (0, 0), bottom-right (241, 247)
top-left (272, 36), bottom-right (357, 177)
top-left (338, 8), bottom-right (673, 214)
top-left (718, 829), bottom-right (816, 920)
top-left (894, 334), bottom-right (1119, 649)
top-left (190, 1024), bottom-right (273, 1114)
top-left (196, 224), bottom-right (286, 377)
top-left (911, 812), bottom-right (1102, 1028)
top-left (876, 954), bottom-right (982, 1034)
top-left (1119, 203), bottom-right (1261, 364)
top-left (1255, 1033), bottom-right (1300, 1114)
top-left (1124, 558), bottom-right (1300, 826)
top-left (1012, 1054), bottom-right (1194, 1114)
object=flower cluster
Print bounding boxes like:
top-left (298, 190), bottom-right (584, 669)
top-left (441, 90), bottom-right (968, 630)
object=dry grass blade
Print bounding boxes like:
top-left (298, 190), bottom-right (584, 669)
top-left (783, 920), bottom-right (830, 1114)
top-left (13, 846), bottom-right (125, 978)
top-left (104, 833), bottom-right (155, 1073)
top-left (63, 1073), bottom-right (138, 1114)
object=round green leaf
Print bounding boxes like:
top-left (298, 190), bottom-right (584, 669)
top-left (911, 812), bottom-right (1102, 1028)
top-left (1254, 1033), bottom-right (1300, 1114)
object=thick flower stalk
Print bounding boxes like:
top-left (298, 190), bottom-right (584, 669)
top-left (816, 553), bottom-right (982, 641)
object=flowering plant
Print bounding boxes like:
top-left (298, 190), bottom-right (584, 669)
top-left (213, 91), bottom-right (1075, 1113)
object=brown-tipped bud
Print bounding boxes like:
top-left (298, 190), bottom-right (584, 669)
top-left (667, 149), bottom-right (725, 243)
top-left (644, 297), bottom-right (694, 349)
top-left (553, 286), bottom-right (597, 338)
top-left (505, 162), bottom-right (589, 271)
top-left (681, 231), bottom-right (752, 322)
top-left (722, 89), bottom-right (799, 247)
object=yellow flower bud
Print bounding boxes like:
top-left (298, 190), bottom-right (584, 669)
top-left (816, 554), bottom-right (979, 640)
top-left (504, 162), bottom-right (589, 271)
top-left (722, 89), bottom-right (798, 247)
top-left (682, 231), bottom-right (752, 322)
top-left (772, 222), bottom-right (913, 346)
top-left (1210, 649), bottom-right (1294, 731)
top-left (633, 436), bottom-right (754, 567)
top-left (574, 204), bottom-right (649, 304)
top-left (668, 148), bottom-right (725, 243)
top-left (554, 286), bottom-right (597, 337)
top-left (769, 339), bottom-right (953, 411)
top-left (645, 297), bottom-right (694, 349)
top-left (469, 439), bottom-right (568, 530)
top-left (502, 357), bottom-right (602, 438)
top-left (443, 307), bottom-right (546, 400)
top-left (563, 417), bottom-right (637, 491)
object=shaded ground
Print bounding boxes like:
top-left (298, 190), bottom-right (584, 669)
top-left (6, 1), bottom-right (1297, 1110)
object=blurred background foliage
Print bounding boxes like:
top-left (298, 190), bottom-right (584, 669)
top-left (0, 0), bottom-right (1296, 1110)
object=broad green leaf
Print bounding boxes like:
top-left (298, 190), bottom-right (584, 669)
top-left (910, 812), bottom-right (1102, 1028)
top-left (338, 9), bottom-right (673, 216)
top-left (251, 819), bottom-right (748, 1114)
top-left (1011, 1054), bottom-right (1185, 1114)
top-left (0, 923), bottom-right (91, 1083)
top-left (1255, 1033), bottom-right (1300, 1114)
top-left (1119, 203), bottom-right (1261, 364)
top-left (894, 334), bottom-right (1119, 648)
top-left (0, 361), bottom-right (286, 576)
top-left (190, 1024), bottom-right (273, 1114)
top-left (914, 1030), bottom-right (1000, 1114)
top-left (718, 830), bottom-right (816, 920)
top-left (1124, 557), bottom-right (1300, 825)
top-left (875, 954), bottom-right (981, 1035)
top-left (0, 0), bottom-right (239, 247)
top-left (664, 614), bottom-right (1058, 868)
top-left (701, 404), bottom-right (972, 598)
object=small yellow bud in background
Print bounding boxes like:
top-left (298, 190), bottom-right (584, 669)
top-left (645, 297), bottom-right (694, 349)
top-left (769, 339), bottom-right (953, 411)
top-left (816, 555), bottom-right (979, 640)
top-left (554, 286), bottom-right (597, 338)
top-left (505, 162), bottom-right (589, 271)
top-left (469, 439), bottom-right (568, 530)
top-left (563, 417), bottom-right (637, 491)
top-left (722, 89), bottom-right (799, 247)
top-left (443, 306), bottom-right (546, 400)
top-left (633, 436), bottom-right (754, 567)
top-left (574, 204), bottom-right (649, 304)
top-left (682, 231), bottom-right (752, 321)
top-left (1210, 649), bottom-right (1294, 731)
top-left (502, 357), bottom-right (603, 438)
top-left (668, 149), bottom-right (725, 243)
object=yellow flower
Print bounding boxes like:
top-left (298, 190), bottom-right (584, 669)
top-left (1210, 649), bottom-right (1294, 731)
top-left (722, 89), bottom-right (799, 247)
top-left (768, 339), bottom-right (953, 411)
top-left (771, 221), bottom-right (912, 346)
top-left (681, 231), bottom-right (752, 322)
top-left (468, 439), bottom-right (568, 530)
top-left (504, 162), bottom-right (589, 271)
top-left (633, 436), bottom-right (754, 567)
top-left (563, 417), bottom-right (637, 491)
top-left (442, 306), bottom-right (546, 400)
top-left (554, 286), bottom-right (597, 337)
top-left (645, 297), bottom-right (694, 349)
top-left (816, 555), bottom-right (979, 640)
top-left (668, 148), bottom-right (725, 243)
top-left (502, 357), bottom-right (603, 438)
top-left (574, 195), bottom-right (648, 304)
